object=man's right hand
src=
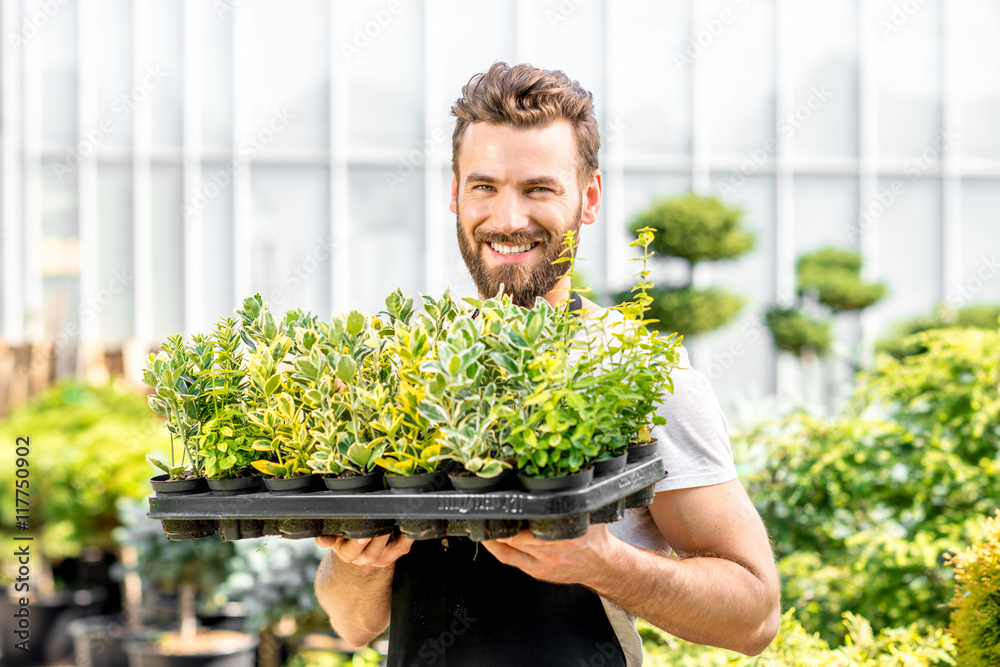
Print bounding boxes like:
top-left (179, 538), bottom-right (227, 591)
top-left (316, 534), bottom-right (414, 568)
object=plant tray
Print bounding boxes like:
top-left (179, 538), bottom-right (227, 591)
top-left (148, 457), bottom-right (666, 542)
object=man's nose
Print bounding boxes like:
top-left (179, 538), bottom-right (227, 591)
top-left (491, 190), bottom-right (530, 234)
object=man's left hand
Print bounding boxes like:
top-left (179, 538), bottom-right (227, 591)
top-left (482, 524), bottom-right (621, 587)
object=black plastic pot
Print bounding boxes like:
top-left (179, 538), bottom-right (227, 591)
top-left (207, 476), bottom-right (263, 496)
top-left (336, 518), bottom-right (395, 539)
top-left (385, 469), bottom-right (451, 493)
top-left (589, 499), bottom-right (626, 524)
top-left (625, 484), bottom-right (656, 509)
top-left (460, 519), bottom-right (522, 541)
top-left (0, 589), bottom-right (105, 666)
top-left (68, 614), bottom-right (134, 667)
top-left (161, 519), bottom-right (219, 541)
top-left (518, 466), bottom-right (594, 492)
top-left (591, 453), bottom-right (628, 477)
top-left (219, 519), bottom-right (264, 541)
top-left (323, 469), bottom-right (385, 492)
top-left (626, 440), bottom-right (658, 462)
top-left (123, 630), bottom-right (258, 667)
top-left (528, 513), bottom-right (590, 541)
top-left (448, 468), bottom-right (513, 493)
top-left (263, 474), bottom-right (319, 494)
top-left (151, 474), bottom-right (209, 495)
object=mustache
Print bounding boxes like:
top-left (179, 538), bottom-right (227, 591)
top-left (474, 231), bottom-right (549, 245)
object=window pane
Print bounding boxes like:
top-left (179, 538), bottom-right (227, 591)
top-left (957, 179), bottom-right (1000, 304)
top-left (956, 0), bottom-right (1000, 161)
top-left (150, 165), bottom-right (184, 337)
top-left (873, 0), bottom-right (943, 160)
top-left (95, 163), bottom-right (135, 342)
top-left (197, 164), bottom-right (236, 324)
top-left (95, 0), bottom-right (133, 152)
top-left (793, 176), bottom-right (860, 254)
top-left (250, 166), bottom-right (332, 316)
top-left (37, 0), bottom-right (77, 152)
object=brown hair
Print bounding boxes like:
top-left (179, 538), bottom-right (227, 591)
top-left (451, 62), bottom-right (600, 186)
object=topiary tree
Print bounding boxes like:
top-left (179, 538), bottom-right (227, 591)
top-left (619, 193), bottom-right (755, 337)
top-left (765, 246), bottom-right (887, 361)
top-left (948, 510), bottom-right (1000, 667)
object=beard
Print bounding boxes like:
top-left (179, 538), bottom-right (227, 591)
top-left (456, 202), bottom-right (583, 309)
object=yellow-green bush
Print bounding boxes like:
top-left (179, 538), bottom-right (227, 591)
top-left (948, 510), bottom-right (1000, 666)
top-left (640, 609), bottom-right (956, 666)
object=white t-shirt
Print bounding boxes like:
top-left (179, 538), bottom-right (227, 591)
top-left (575, 308), bottom-right (739, 666)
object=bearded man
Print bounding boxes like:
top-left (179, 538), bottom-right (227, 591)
top-left (314, 62), bottom-right (780, 667)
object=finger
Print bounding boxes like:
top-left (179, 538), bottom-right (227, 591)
top-left (372, 536), bottom-right (415, 567)
top-left (333, 536), bottom-right (374, 563)
top-left (482, 540), bottom-right (537, 572)
top-left (315, 535), bottom-right (343, 549)
top-left (353, 534), bottom-right (394, 566)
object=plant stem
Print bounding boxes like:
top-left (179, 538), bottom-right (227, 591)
top-left (178, 582), bottom-right (198, 642)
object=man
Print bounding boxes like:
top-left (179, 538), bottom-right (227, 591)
top-left (314, 62), bottom-right (780, 666)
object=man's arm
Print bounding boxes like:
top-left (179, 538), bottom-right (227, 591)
top-left (314, 534), bottom-right (414, 648)
top-left (482, 479), bottom-right (781, 656)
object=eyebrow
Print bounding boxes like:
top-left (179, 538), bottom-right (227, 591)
top-left (464, 173), bottom-right (566, 189)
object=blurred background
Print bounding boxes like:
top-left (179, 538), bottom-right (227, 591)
top-left (1, 1), bottom-right (998, 666)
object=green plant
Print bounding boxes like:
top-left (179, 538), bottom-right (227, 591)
top-left (0, 382), bottom-right (164, 586)
top-left (947, 510), bottom-right (1000, 666)
top-left (876, 302), bottom-right (1000, 359)
top-left (764, 307), bottom-right (832, 358)
top-left (621, 192), bottom-right (755, 337)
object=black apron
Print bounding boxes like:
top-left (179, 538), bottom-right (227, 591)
top-left (386, 291), bottom-right (626, 666)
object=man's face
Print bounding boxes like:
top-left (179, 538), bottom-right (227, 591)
top-left (451, 120), bottom-right (598, 308)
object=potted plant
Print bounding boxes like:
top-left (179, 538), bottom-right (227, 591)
top-left (116, 499), bottom-right (258, 666)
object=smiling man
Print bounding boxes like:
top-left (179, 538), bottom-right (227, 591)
top-left (314, 62), bottom-right (780, 666)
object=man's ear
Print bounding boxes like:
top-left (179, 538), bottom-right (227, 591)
top-left (581, 170), bottom-right (602, 226)
top-left (450, 176), bottom-right (459, 214)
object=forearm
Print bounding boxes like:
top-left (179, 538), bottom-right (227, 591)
top-left (314, 550), bottom-right (394, 647)
top-left (589, 540), bottom-right (779, 655)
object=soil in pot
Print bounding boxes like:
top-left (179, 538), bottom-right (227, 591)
top-left (207, 475), bottom-right (263, 496)
top-left (151, 473), bottom-right (209, 495)
top-left (528, 513), bottom-right (590, 541)
top-left (518, 466), bottom-right (594, 492)
top-left (263, 474), bottom-right (319, 494)
top-left (219, 519), bottom-right (264, 541)
top-left (626, 440), bottom-right (658, 462)
top-left (461, 519), bottom-right (522, 542)
top-left (323, 469), bottom-right (385, 492)
top-left (160, 519), bottom-right (219, 541)
top-left (385, 469), bottom-right (451, 493)
top-left (591, 452), bottom-right (628, 477)
top-left (124, 627), bottom-right (258, 667)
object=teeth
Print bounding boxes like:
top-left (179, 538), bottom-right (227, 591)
top-left (490, 242), bottom-right (536, 255)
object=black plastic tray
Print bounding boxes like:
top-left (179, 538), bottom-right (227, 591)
top-left (148, 457), bottom-right (665, 542)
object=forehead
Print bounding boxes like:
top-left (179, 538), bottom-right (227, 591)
top-left (457, 120), bottom-right (579, 183)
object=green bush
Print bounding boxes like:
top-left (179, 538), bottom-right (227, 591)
top-left (0, 381), bottom-right (166, 567)
top-left (796, 247), bottom-right (888, 313)
top-left (645, 286), bottom-right (746, 337)
top-left (640, 609), bottom-right (955, 666)
top-left (948, 510), bottom-right (1000, 666)
top-left (763, 307), bottom-right (832, 357)
top-left (876, 302), bottom-right (1000, 359)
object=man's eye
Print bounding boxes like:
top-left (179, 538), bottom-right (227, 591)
top-left (530, 187), bottom-right (551, 193)
top-left (473, 184), bottom-right (494, 191)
